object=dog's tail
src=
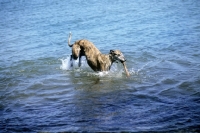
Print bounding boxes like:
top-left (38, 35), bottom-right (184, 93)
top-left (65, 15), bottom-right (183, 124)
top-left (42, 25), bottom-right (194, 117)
top-left (68, 32), bottom-right (73, 47)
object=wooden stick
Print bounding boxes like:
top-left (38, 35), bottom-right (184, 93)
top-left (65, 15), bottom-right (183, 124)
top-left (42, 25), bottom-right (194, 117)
top-left (122, 62), bottom-right (130, 77)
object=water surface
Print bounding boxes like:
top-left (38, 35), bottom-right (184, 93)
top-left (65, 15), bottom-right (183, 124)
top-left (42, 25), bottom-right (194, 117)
top-left (0, 0), bottom-right (200, 132)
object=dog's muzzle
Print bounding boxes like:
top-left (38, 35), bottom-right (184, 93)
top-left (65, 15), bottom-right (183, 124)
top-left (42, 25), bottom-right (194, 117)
top-left (120, 59), bottom-right (126, 63)
top-left (72, 55), bottom-right (79, 60)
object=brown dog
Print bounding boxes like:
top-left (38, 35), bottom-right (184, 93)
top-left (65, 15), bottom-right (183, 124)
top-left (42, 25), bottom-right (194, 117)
top-left (68, 33), bottom-right (130, 76)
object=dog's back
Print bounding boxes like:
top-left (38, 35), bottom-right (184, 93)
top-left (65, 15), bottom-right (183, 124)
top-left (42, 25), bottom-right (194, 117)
top-left (78, 40), bottom-right (101, 54)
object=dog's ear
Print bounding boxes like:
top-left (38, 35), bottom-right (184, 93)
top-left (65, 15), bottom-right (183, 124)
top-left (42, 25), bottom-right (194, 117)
top-left (110, 50), bottom-right (114, 54)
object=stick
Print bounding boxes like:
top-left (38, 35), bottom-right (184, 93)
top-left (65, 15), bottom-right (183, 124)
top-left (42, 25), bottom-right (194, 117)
top-left (122, 62), bottom-right (130, 77)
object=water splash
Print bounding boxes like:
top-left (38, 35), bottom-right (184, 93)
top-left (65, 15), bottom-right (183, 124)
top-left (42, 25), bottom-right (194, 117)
top-left (59, 56), bottom-right (88, 70)
top-left (59, 56), bottom-right (157, 81)
top-left (135, 61), bottom-right (153, 75)
top-left (59, 56), bottom-right (131, 78)
top-left (59, 56), bottom-right (71, 70)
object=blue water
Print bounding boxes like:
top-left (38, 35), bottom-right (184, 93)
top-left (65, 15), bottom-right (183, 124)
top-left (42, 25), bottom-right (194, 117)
top-left (1, 0), bottom-right (200, 132)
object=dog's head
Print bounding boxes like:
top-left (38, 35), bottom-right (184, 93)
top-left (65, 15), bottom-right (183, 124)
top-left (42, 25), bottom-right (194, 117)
top-left (71, 42), bottom-right (81, 60)
top-left (110, 50), bottom-right (126, 63)
top-left (110, 50), bottom-right (130, 77)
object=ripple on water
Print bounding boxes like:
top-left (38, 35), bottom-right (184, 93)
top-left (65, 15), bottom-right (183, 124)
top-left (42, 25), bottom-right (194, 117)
top-left (1, 0), bottom-right (200, 132)
top-left (161, 78), bottom-right (179, 85)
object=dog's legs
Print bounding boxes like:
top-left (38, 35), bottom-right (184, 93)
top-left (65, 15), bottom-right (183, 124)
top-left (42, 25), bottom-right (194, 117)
top-left (78, 55), bottom-right (82, 67)
top-left (70, 55), bottom-right (73, 67)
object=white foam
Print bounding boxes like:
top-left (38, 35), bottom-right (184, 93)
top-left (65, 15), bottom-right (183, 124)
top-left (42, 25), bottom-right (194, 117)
top-left (59, 56), bottom-right (71, 70)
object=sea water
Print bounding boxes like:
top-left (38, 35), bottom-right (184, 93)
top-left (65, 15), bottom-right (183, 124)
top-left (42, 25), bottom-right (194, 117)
top-left (0, 0), bottom-right (200, 132)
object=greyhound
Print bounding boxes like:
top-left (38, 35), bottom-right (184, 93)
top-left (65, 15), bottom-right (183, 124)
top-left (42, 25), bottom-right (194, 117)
top-left (68, 33), bottom-right (130, 77)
